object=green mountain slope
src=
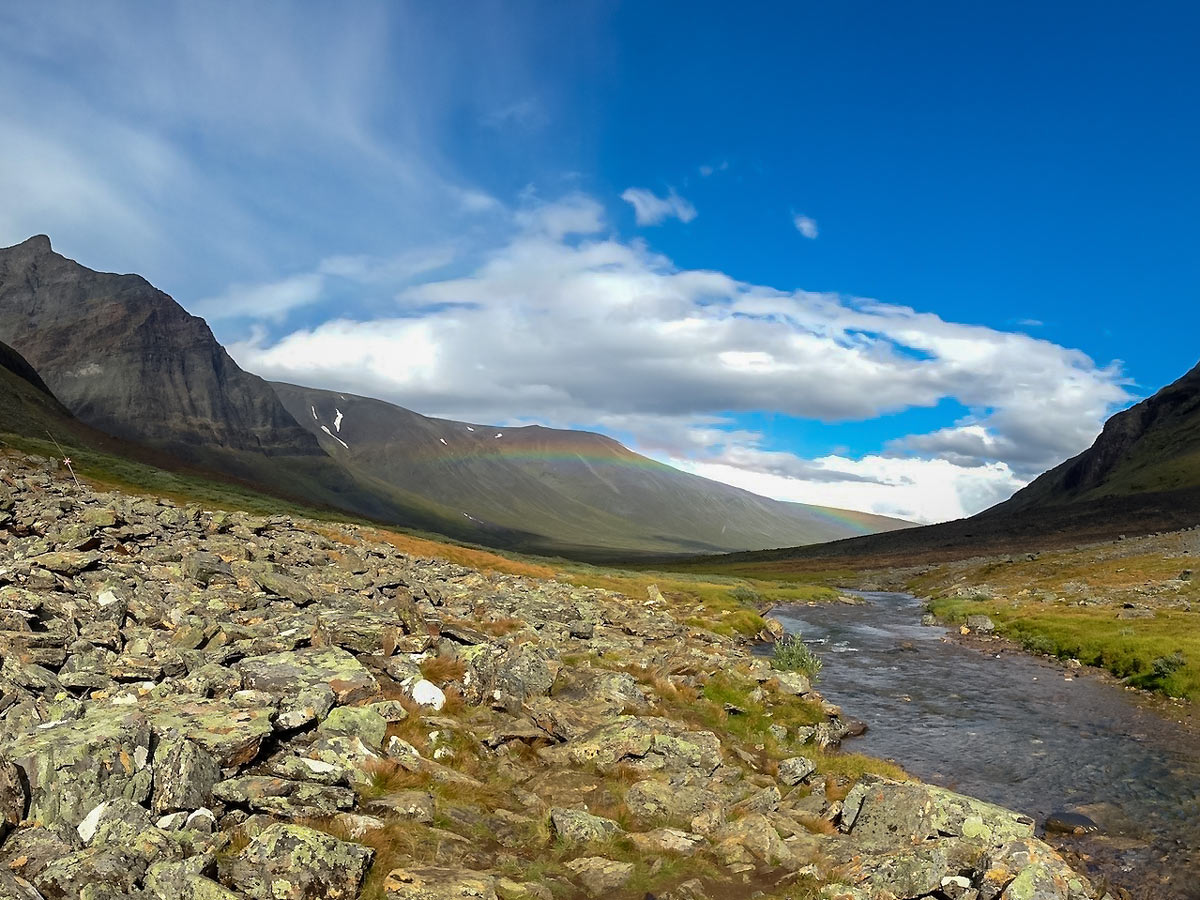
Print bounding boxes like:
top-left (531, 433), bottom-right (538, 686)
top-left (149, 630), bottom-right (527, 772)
top-left (272, 382), bottom-right (912, 557)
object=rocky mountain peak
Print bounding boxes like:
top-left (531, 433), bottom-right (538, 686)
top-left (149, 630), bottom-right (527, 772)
top-left (0, 237), bottom-right (323, 465)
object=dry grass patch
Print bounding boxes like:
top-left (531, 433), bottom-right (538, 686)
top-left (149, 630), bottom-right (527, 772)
top-left (420, 655), bottom-right (466, 684)
top-left (364, 528), bottom-right (557, 579)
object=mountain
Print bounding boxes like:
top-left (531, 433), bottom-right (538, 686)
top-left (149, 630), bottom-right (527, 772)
top-left (994, 359), bottom-right (1200, 511)
top-left (0, 236), bottom-right (321, 461)
top-left (0, 234), bottom-right (911, 557)
top-left (689, 360), bottom-right (1200, 571)
top-left (0, 236), bottom-right (454, 526)
top-left (271, 381), bottom-right (912, 557)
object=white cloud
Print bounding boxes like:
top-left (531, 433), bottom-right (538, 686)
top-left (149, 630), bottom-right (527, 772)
top-left (621, 187), bottom-right (698, 225)
top-left (699, 160), bottom-right (729, 177)
top-left (793, 214), bottom-right (819, 239)
top-left (229, 193), bottom-right (1130, 521)
top-left (678, 454), bottom-right (1024, 524)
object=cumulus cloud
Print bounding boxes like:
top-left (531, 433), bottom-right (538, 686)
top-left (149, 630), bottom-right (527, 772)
top-left (621, 187), bottom-right (698, 225)
top-left (678, 454), bottom-right (1025, 524)
top-left (229, 193), bottom-right (1129, 521)
top-left (793, 214), bottom-right (819, 239)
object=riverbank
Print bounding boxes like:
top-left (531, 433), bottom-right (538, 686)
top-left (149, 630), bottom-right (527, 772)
top-left (769, 592), bottom-right (1200, 900)
top-left (905, 527), bottom-right (1200, 701)
top-left (0, 449), bottom-right (1105, 900)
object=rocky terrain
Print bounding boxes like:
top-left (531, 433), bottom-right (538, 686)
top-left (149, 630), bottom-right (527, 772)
top-left (0, 449), bottom-right (1104, 900)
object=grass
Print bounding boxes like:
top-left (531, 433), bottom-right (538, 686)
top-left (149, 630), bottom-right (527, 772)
top-left (929, 594), bottom-right (1200, 699)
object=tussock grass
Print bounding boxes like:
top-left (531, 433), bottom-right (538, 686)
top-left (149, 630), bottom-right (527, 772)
top-left (420, 655), bottom-right (466, 684)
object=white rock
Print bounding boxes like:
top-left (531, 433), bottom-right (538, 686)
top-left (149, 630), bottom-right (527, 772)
top-left (78, 802), bottom-right (109, 844)
top-left (410, 679), bottom-right (446, 710)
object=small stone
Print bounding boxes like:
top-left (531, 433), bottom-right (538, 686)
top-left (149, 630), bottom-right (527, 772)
top-left (383, 866), bottom-right (498, 900)
top-left (777, 756), bottom-right (817, 786)
top-left (410, 679), bottom-right (446, 710)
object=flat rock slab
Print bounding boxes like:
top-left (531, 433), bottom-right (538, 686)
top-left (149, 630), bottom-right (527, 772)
top-left (235, 646), bottom-right (379, 706)
top-left (145, 698), bottom-right (276, 767)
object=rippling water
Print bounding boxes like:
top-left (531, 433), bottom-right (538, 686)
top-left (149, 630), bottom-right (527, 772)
top-left (769, 592), bottom-right (1200, 899)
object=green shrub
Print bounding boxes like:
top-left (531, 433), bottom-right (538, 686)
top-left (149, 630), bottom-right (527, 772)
top-left (1019, 633), bottom-right (1057, 656)
top-left (771, 634), bottom-right (823, 680)
top-left (1151, 651), bottom-right (1186, 679)
top-left (729, 585), bottom-right (762, 605)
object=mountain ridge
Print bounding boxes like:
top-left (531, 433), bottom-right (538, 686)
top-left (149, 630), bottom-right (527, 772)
top-left (271, 381), bottom-right (913, 556)
top-left (0, 234), bottom-right (914, 558)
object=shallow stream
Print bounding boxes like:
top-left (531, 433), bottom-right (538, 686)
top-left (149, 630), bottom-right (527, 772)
top-left (769, 591), bottom-right (1200, 899)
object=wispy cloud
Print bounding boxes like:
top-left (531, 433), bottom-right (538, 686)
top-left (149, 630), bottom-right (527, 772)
top-left (793, 213), bottom-right (819, 239)
top-left (621, 187), bottom-right (698, 225)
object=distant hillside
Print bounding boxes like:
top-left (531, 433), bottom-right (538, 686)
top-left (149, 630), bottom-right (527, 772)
top-left (678, 360), bottom-right (1200, 574)
top-left (0, 339), bottom-right (77, 438)
top-left (272, 382), bottom-right (912, 557)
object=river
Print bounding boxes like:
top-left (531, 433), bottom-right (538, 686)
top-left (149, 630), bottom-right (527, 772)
top-left (768, 591), bottom-right (1200, 899)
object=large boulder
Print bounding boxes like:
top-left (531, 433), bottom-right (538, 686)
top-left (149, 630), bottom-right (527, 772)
top-left (220, 823), bottom-right (373, 900)
top-left (841, 776), bottom-right (1035, 851)
top-left (146, 698), bottom-right (276, 767)
top-left (235, 647), bottom-right (379, 706)
top-left (4, 706), bottom-right (153, 829)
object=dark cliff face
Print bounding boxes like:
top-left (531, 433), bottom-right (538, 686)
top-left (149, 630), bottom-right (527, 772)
top-left (995, 360), bottom-right (1200, 511)
top-left (0, 236), bottom-right (322, 460)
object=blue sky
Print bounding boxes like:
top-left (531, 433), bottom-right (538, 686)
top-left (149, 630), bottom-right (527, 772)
top-left (1, 2), bottom-right (1196, 522)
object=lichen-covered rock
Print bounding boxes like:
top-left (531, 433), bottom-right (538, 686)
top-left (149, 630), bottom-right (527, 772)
top-left (212, 776), bottom-right (356, 817)
top-left (152, 735), bottom-right (222, 813)
top-left (625, 779), bottom-right (711, 824)
top-left (366, 790), bottom-right (435, 823)
top-left (220, 823), bottom-right (373, 900)
top-left (777, 756), bottom-right (816, 786)
top-left (562, 857), bottom-right (634, 896)
top-left (383, 866), bottom-right (498, 900)
top-left (841, 776), bottom-right (1035, 850)
top-left (840, 845), bottom-right (950, 898)
top-left (713, 813), bottom-right (794, 867)
top-left (235, 647), bottom-right (380, 707)
top-left (628, 827), bottom-right (705, 855)
top-left (0, 757), bottom-right (26, 840)
top-left (548, 807), bottom-right (623, 844)
top-left (318, 705), bottom-right (388, 750)
top-left (4, 706), bottom-right (153, 829)
top-left (558, 716), bottom-right (722, 775)
top-left (33, 846), bottom-right (149, 900)
top-left (146, 698), bottom-right (275, 767)
top-left (77, 798), bottom-right (152, 846)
